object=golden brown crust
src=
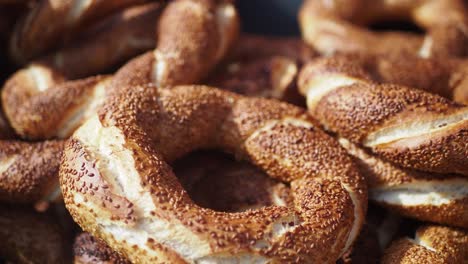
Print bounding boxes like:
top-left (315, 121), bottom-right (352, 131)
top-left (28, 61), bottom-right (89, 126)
top-left (74, 232), bottom-right (130, 264)
top-left (317, 53), bottom-right (468, 104)
top-left (60, 84), bottom-right (367, 263)
top-left (299, 0), bottom-right (468, 58)
top-left (382, 225), bottom-right (468, 264)
top-left (298, 56), bottom-right (468, 176)
top-left (0, 204), bottom-right (70, 264)
top-left (0, 140), bottom-right (64, 203)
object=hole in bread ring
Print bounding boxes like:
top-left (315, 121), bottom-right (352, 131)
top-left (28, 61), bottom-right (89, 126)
top-left (60, 85), bottom-right (367, 263)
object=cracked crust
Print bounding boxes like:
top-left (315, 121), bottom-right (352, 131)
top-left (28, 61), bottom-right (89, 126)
top-left (60, 85), bottom-right (367, 263)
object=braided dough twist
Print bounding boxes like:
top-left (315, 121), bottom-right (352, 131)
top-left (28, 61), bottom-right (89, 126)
top-left (60, 84), bottom-right (367, 263)
top-left (299, 0), bottom-right (468, 58)
top-left (298, 56), bottom-right (468, 176)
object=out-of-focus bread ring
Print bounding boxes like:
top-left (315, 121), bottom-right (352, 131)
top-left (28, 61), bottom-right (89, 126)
top-left (207, 35), bottom-right (315, 105)
top-left (0, 204), bottom-right (71, 264)
top-left (2, 2), bottom-right (163, 139)
top-left (298, 56), bottom-right (468, 176)
top-left (299, 0), bottom-right (468, 58)
top-left (9, 0), bottom-right (150, 64)
top-left (60, 84), bottom-right (367, 263)
top-left (2, 0), bottom-right (239, 140)
top-left (339, 138), bottom-right (468, 228)
top-left (0, 140), bottom-right (64, 204)
top-left (381, 225), bottom-right (468, 264)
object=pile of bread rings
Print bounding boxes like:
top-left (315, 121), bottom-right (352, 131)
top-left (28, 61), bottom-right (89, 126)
top-left (0, 0), bottom-right (467, 263)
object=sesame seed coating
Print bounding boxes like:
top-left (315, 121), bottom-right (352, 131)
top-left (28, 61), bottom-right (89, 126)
top-left (299, 56), bottom-right (468, 176)
top-left (60, 84), bottom-right (367, 263)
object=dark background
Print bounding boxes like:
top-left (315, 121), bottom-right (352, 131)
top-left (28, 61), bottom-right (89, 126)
top-left (237, 0), bottom-right (303, 36)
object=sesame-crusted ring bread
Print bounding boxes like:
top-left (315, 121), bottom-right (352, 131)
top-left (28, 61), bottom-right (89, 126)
top-left (60, 85), bottom-right (367, 263)
top-left (0, 204), bottom-right (71, 264)
top-left (0, 140), bottom-right (64, 204)
top-left (299, 0), bottom-right (468, 58)
top-left (298, 56), bottom-right (468, 176)
top-left (74, 232), bottom-right (130, 264)
top-left (381, 225), bottom-right (468, 264)
top-left (339, 138), bottom-right (468, 228)
top-left (9, 0), bottom-right (151, 64)
top-left (2, 0), bottom-right (239, 140)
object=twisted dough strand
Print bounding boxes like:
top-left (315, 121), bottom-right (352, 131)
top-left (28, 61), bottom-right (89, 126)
top-left (298, 56), bottom-right (468, 176)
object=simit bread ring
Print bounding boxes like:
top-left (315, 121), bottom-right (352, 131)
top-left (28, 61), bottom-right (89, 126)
top-left (298, 56), bottom-right (468, 176)
top-left (0, 140), bottom-right (64, 204)
top-left (299, 0), bottom-right (468, 58)
top-left (60, 84), bottom-right (367, 263)
top-left (9, 0), bottom-right (151, 64)
top-left (381, 225), bottom-right (468, 264)
top-left (0, 204), bottom-right (70, 263)
top-left (2, 0), bottom-right (239, 140)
